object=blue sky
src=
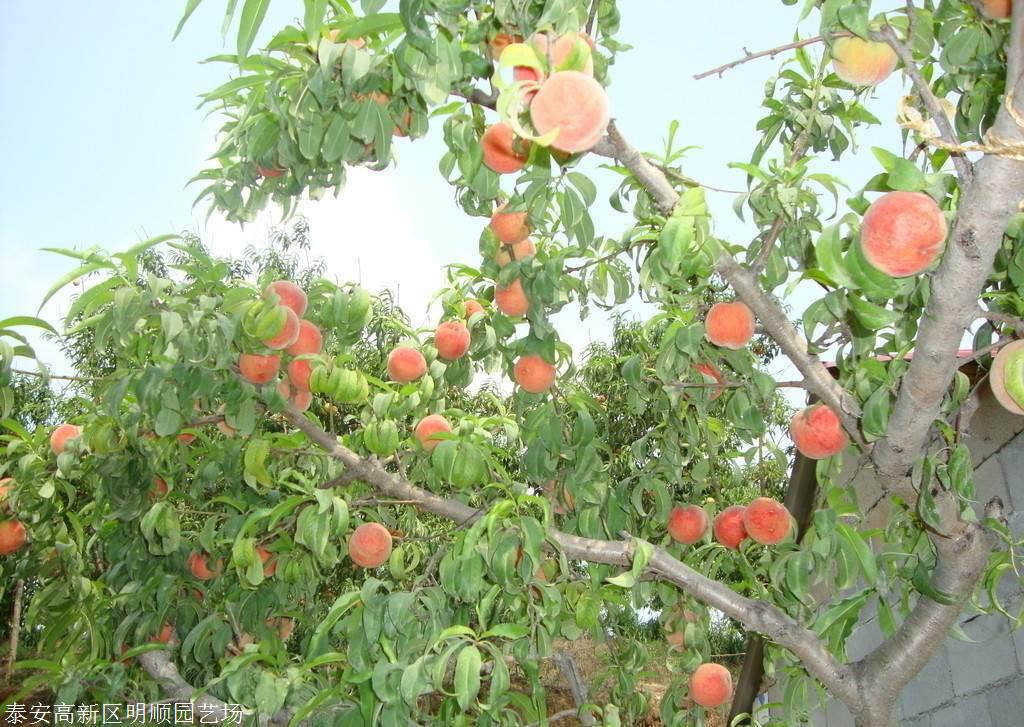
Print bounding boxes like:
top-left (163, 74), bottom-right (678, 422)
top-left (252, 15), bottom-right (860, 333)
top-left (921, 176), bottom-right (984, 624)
top-left (0, 1), bottom-right (904, 380)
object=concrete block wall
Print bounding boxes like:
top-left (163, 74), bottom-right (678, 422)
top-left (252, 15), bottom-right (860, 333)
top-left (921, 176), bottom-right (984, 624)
top-left (765, 407), bottom-right (1024, 726)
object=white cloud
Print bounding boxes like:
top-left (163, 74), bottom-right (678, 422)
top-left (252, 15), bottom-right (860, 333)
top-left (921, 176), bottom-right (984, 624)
top-left (199, 166), bottom-right (446, 333)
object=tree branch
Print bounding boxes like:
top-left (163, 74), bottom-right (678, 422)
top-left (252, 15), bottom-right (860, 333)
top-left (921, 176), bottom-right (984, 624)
top-left (280, 403), bottom-right (862, 710)
top-left (591, 121), bottom-right (864, 442)
top-left (136, 651), bottom-right (292, 726)
top-left (553, 650), bottom-right (595, 727)
top-left (871, 8), bottom-right (1024, 489)
top-left (877, 25), bottom-right (973, 182)
top-left (856, 508), bottom-right (999, 717)
top-left (452, 88), bottom-right (497, 109)
top-left (978, 306), bottom-right (1024, 332)
top-left (694, 35), bottom-right (840, 81)
top-left (5, 579), bottom-right (23, 682)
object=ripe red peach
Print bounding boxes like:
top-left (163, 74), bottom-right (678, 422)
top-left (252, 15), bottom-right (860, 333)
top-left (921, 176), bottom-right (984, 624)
top-left (743, 497), bottom-right (792, 546)
top-left (689, 662), bottom-right (733, 708)
top-left (0, 520), bottom-right (27, 556)
top-left (790, 404), bottom-right (848, 460)
top-left (257, 166), bottom-right (285, 178)
top-left (991, 339), bottom-right (1024, 415)
top-left (481, 122), bottom-right (531, 174)
top-left (239, 353), bottom-right (281, 385)
top-left (287, 358), bottom-right (314, 392)
top-left (980, 0), bottom-right (1012, 19)
top-left (286, 320), bottom-right (323, 356)
top-left (349, 522), bottom-right (393, 568)
top-left (693, 362), bottom-right (727, 401)
top-left (464, 299), bottom-right (485, 318)
top-left (667, 505), bottom-right (709, 545)
top-left (257, 546), bottom-right (277, 577)
top-left (495, 278), bottom-right (529, 317)
top-left (414, 414), bottom-right (452, 452)
top-left (387, 346), bottom-right (428, 383)
top-left (277, 380), bottom-right (313, 413)
top-left (530, 71), bottom-right (610, 153)
top-left (705, 302), bottom-right (755, 350)
top-left (435, 321), bottom-right (471, 360)
top-left (263, 280), bottom-right (308, 317)
top-left (530, 32), bottom-right (595, 75)
top-left (713, 506), bottom-right (748, 550)
top-left (831, 37), bottom-right (899, 87)
top-left (187, 552), bottom-right (222, 581)
top-left (263, 307), bottom-right (301, 350)
top-left (496, 238), bottom-right (536, 267)
top-left (153, 623), bottom-right (174, 644)
top-left (491, 203), bottom-right (530, 244)
top-left (150, 477), bottom-right (168, 499)
top-left (666, 628), bottom-right (686, 651)
top-left (50, 423), bottom-right (82, 455)
top-left (514, 354), bottom-right (557, 394)
top-left (489, 33), bottom-right (522, 60)
top-left (860, 191), bottom-right (947, 277)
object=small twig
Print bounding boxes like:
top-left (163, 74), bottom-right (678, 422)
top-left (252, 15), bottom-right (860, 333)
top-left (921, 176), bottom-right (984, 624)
top-left (5, 579), bottom-right (24, 682)
top-left (553, 650), bottom-right (596, 726)
top-left (317, 470), bottom-right (362, 490)
top-left (564, 239), bottom-right (652, 274)
top-left (664, 379), bottom-right (807, 391)
top-left (348, 498), bottom-right (420, 508)
top-left (525, 709), bottom-right (579, 727)
top-left (694, 34), bottom-right (844, 80)
top-left (452, 88), bottom-right (497, 110)
top-left (751, 217), bottom-right (786, 274)
top-left (11, 367), bottom-right (101, 383)
top-left (585, 0), bottom-right (599, 36)
top-left (977, 307), bottom-right (1024, 332)
top-left (960, 340), bottom-right (1007, 366)
top-left (654, 164), bottom-right (745, 194)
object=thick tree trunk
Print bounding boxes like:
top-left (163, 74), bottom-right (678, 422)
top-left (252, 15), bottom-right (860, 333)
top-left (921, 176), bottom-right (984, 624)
top-left (853, 709), bottom-right (899, 727)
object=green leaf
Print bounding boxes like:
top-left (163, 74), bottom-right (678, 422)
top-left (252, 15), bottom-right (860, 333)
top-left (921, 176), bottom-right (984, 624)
top-left (848, 294), bottom-right (899, 331)
top-left (912, 562), bottom-right (958, 605)
top-left (861, 385), bottom-right (891, 441)
top-left (173, 0), bottom-right (205, 39)
top-left (154, 409), bottom-right (184, 437)
top-left (813, 225), bottom-right (855, 289)
top-left (0, 316), bottom-right (58, 336)
top-left (237, 0), bottom-right (272, 58)
top-left (837, 4), bottom-right (870, 39)
top-left (481, 623), bottom-right (528, 641)
top-left (303, 0), bottom-right (327, 43)
top-left (38, 262), bottom-right (110, 314)
top-left (835, 523), bottom-right (878, 586)
top-left (454, 645), bottom-right (482, 711)
top-left (886, 157), bottom-right (928, 192)
top-left (255, 670), bottom-right (288, 716)
top-left (344, 13), bottom-right (403, 39)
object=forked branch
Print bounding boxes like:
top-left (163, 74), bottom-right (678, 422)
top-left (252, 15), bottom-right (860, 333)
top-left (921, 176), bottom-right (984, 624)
top-left (281, 404), bottom-right (861, 709)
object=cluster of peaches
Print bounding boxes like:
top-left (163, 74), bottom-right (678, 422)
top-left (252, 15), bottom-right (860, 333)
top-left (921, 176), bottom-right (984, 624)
top-left (237, 280), bottom-right (324, 410)
top-left (700, 299), bottom-right (850, 461)
top-left (474, 30), bottom-right (609, 325)
top-left (667, 496), bottom-right (793, 550)
top-left (0, 423), bottom-right (87, 557)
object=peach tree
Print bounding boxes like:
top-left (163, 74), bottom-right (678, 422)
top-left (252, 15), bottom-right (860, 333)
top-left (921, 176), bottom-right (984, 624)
top-left (3, 1), bottom-right (1024, 726)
